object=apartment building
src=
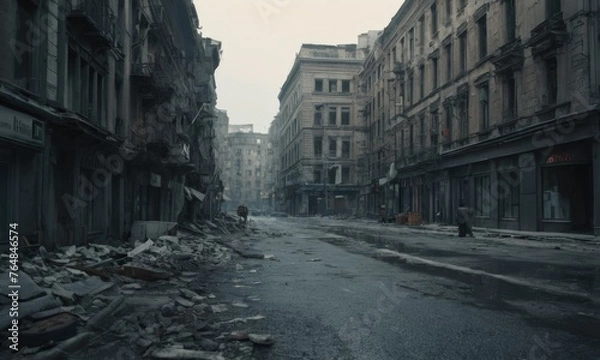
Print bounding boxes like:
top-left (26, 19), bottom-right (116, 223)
top-left (222, 125), bottom-right (269, 211)
top-left (363, 0), bottom-right (600, 234)
top-left (277, 40), bottom-right (377, 216)
top-left (0, 0), bottom-right (221, 249)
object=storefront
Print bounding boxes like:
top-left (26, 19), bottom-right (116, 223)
top-left (0, 104), bottom-right (45, 248)
top-left (540, 142), bottom-right (592, 233)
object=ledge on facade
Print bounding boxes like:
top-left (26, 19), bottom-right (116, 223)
top-left (526, 12), bottom-right (568, 57)
top-left (66, 0), bottom-right (116, 47)
top-left (57, 112), bottom-right (118, 143)
top-left (535, 101), bottom-right (572, 122)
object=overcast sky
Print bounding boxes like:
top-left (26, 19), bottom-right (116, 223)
top-left (193, 0), bottom-right (404, 133)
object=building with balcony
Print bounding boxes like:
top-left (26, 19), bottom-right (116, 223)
top-left (362, 0), bottom-right (600, 234)
top-left (0, 0), bottom-right (221, 249)
top-left (276, 40), bottom-right (376, 216)
top-left (222, 125), bottom-right (269, 211)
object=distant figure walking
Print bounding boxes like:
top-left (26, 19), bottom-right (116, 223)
top-left (237, 204), bottom-right (248, 226)
top-left (379, 205), bottom-right (387, 223)
top-left (456, 202), bottom-right (474, 238)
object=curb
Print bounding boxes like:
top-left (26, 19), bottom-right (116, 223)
top-left (376, 248), bottom-right (600, 307)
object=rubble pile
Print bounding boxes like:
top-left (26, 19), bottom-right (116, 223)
top-left (0, 216), bottom-right (266, 360)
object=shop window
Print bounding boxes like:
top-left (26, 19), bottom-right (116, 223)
top-left (475, 175), bottom-right (491, 217)
top-left (499, 171), bottom-right (519, 219)
top-left (542, 167), bottom-right (571, 220)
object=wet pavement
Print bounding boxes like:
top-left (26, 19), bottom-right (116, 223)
top-left (210, 217), bottom-right (600, 360)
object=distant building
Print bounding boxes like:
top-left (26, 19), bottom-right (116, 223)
top-left (223, 125), bottom-right (269, 211)
top-left (275, 37), bottom-right (380, 216)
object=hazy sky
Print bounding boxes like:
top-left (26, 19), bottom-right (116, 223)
top-left (193, 0), bottom-right (404, 133)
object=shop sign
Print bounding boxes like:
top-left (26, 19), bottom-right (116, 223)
top-left (0, 105), bottom-right (44, 146)
top-left (545, 152), bottom-right (576, 165)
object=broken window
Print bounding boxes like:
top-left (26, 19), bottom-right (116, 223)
top-left (329, 79), bottom-right (338, 93)
top-left (315, 79), bottom-right (323, 92)
top-left (314, 136), bottom-right (322, 157)
top-left (342, 80), bottom-right (350, 93)
top-left (477, 15), bottom-right (487, 60)
top-left (341, 107), bottom-right (350, 125)
top-left (342, 140), bottom-right (350, 158)
top-left (328, 107), bottom-right (337, 125)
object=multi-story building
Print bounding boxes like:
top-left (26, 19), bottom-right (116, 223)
top-left (0, 0), bottom-right (221, 249)
top-left (213, 108), bottom-right (230, 182)
top-left (222, 125), bottom-right (269, 211)
top-left (277, 40), bottom-right (377, 216)
top-left (362, 0), bottom-right (600, 234)
top-left (266, 115), bottom-right (280, 212)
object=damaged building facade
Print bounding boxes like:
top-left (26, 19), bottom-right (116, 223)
top-left (222, 124), bottom-right (269, 212)
top-left (0, 0), bottom-right (222, 249)
top-left (361, 0), bottom-right (600, 234)
top-left (276, 42), bottom-right (372, 216)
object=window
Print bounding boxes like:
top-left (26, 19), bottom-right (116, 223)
top-left (342, 167), bottom-right (350, 183)
top-left (458, 31), bottom-right (468, 73)
top-left (431, 3), bottom-right (438, 36)
top-left (408, 74), bottom-right (414, 105)
top-left (341, 107), bottom-right (350, 125)
top-left (246, 181), bottom-right (251, 187)
top-left (342, 140), bottom-right (350, 158)
top-left (409, 124), bottom-right (414, 155)
top-left (445, 0), bottom-right (452, 22)
top-left (506, 0), bottom-right (516, 41)
top-left (479, 82), bottom-right (489, 130)
top-left (419, 115), bottom-right (426, 149)
top-left (419, 66), bottom-right (425, 99)
top-left (432, 57), bottom-right (439, 89)
top-left (315, 79), bottom-right (323, 92)
top-left (246, 170), bottom-right (252, 176)
top-left (477, 16), bottom-right (488, 60)
top-left (431, 111), bottom-right (439, 146)
top-left (314, 166), bottom-right (322, 183)
top-left (342, 80), bottom-right (350, 93)
top-left (543, 167), bottom-right (573, 220)
top-left (328, 167), bottom-right (337, 185)
top-left (15, 1), bottom-right (37, 92)
top-left (314, 105), bottom-right (323, 125)
top-left (328, 107), bottom-right (337, 125)
top-left (408, 28), bottom-right (415, 58)
top-left (503, 72), bottom-right (517, 121)
top-left (475, 175), bottom-right (491, 217)
top-left (329, 79), bottom-right (337, 93)
top-left (457, 95), bottom-right (469, 138)
top-left (400, 38), bottom-right (405, 63)
top-left (459, 0), bottom-right (467, 11)
top-left (329, 138), bottom-right (337, 157)
top-left (546, 57), bottom-right (558, 105)
top-left (499, 171), bottom-right (520, 219)
top-left (547, 0), bottom-right (561, 18)
top-left (444, 43), bottom-right (453, 82)
top-left (419, 16), bottom-right (425, 50)
top-left (444, 104), bottom-right (453, 140)
top-left (314, 137), bottom-right (322, 157)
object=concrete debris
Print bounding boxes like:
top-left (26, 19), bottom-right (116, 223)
top-left (264, 254), bottom-right (277, 260)
top-left (60, 276), bottom-right (114, 297)
top-left (21, 313), bottom-right (79, 348)
top-left (248, 333), bottom-right (275, 346)
top-left (0, 270), bottom-right (45, 301)
top-left (228, 330), bottom-right (249, 341)
top-left (307, 258), bottom-right (322, 262)
top-left (151, 348), bottom-right (226, 360)
top-left (117, 265), bottom-right (173, 281)
top-left (232, 301), bottom-right (249, 308)
top-left (128, 239), bottom-right (155, 257)
top-left (175, 297), bottom-right (195, 308)
top-left (219, 315), bottom-right (266, 325)
top-left (211, 304), bottom-right (228, 313)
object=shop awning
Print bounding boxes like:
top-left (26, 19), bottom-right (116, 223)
top-left (184, 186), bottom-right (205, 201)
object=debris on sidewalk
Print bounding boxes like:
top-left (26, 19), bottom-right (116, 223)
top-left (248, 333), bottom-right (275, 346)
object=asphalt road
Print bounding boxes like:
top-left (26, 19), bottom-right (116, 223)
top-left (213, 217), bottom-right (600, 360)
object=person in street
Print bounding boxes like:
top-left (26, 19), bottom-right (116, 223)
top-left (237, 204), bottom-right (248, 226)
top-left (379, 204), bottom-right (387, 223)
top-left (456, 202), bottom-right (474, 237)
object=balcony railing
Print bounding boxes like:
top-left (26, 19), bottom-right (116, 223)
top-left (491, 38), bottom-right (524, 75)
top-left (131, 59), bottom-right (174, 100)
top-left (67, 0), bottom-right (116, 46)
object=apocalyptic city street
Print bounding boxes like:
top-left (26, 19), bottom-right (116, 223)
top-left (2, 0), bottom-right (600, 359)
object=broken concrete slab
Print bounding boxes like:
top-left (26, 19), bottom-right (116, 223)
top-left (130, 221), bottom-right (177, 242)
top-left (128, 239), bottom-right (154, 258)
top-left (151, 348), bottom-right (226, 360)
top-left (0, 270), bottom-right (45, 301)
top-left (86, 296), bottom-right (125, 331)
top-left (51, 283), bottom-right (75, 302)
top-left (248, 333), bottom-right (274, 346)
top-left (175, 297), bottom-right (194, 308)
top-left (60, 276), bottom-right (114, 297)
